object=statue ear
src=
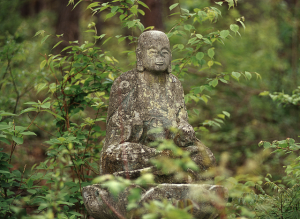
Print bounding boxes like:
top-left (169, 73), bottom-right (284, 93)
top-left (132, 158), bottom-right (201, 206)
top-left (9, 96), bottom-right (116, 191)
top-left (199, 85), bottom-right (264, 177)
top-left (136, 48), bottom-right (144, 72)
top-left (167, 64), bottom-right (172, 74)
top-left (167, 53), bottom-right (172, 73)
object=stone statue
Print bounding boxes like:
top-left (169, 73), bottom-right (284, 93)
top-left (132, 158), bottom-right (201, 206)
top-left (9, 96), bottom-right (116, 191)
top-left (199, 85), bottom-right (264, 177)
top-left (82, 31), bottom-right (227, 219)
top-left (100, 30), bottom-right (215, 181)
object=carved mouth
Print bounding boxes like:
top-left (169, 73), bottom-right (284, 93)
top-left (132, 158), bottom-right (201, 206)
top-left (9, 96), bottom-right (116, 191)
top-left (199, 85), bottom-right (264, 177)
top-left (155, 62), bottom-right (164, 65)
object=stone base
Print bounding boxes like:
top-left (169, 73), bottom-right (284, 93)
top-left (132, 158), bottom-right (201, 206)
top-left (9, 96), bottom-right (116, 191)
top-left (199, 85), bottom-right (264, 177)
top-left (82, 184), bottom-right (227, 219)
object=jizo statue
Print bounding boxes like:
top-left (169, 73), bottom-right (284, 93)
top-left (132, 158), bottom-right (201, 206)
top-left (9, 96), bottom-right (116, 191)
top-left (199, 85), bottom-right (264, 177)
top-left (100, 30), bottom-right (215, 182)
top-left (83, 31), bottom-right (227, 219)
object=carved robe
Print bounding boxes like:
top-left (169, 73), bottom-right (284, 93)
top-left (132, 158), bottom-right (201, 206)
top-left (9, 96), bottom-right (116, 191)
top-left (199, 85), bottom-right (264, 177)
top-left (104, 69), bottom-right (194, 149)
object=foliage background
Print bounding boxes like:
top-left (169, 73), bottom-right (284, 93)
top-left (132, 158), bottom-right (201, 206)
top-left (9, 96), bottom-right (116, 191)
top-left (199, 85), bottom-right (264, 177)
top-left (0, 0), bottom-right (299, 218)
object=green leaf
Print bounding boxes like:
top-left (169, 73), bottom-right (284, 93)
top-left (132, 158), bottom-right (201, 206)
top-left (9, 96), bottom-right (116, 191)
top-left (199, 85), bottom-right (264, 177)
top-left (208, 61), bottom-right (214, 67)
top-left (40, 60), bottom-right (47, 69)
top-left (245, 71), bottom-right (252, 80)
top-left (215, 1), bottom-right (223, 6)
top-left (85, 29), bottom-right (96, 33)
top-left (12, 136), bottom-right (23, 145)
top-left (105, 12), bottom-right (116, 20)
top-left (0, 138), bottom-right (10, 145)
top-left (102, 37), bottom-right (112, 45)
top-left (38, 204), bottom-right (48, 211)
top-left (0, 170), bottom-right (10, 174)
top-left (41, 35), bottom-right (50, 44)
top-left (239, 20), bottom-right (246, 30)
top-left (98, 34), bottom-right (106, 39)
top-left (198, 11), bottom-right (207, 20)
top-left (24, 101), bottom-right (38, 105)
top-left (20, 108), bottom-right (38, 114)
top-left (127, 21), bottom-right (136, 28)
top-left (259, 91), bottom-right (270, 96)
top-left (34, 30), bottom-right (45, 37)
top-left (210, 79), bottom-right (218, 87)
top-left (111, 6), bottom-right (119, 13)
top-left (138, 1), bottom-right (150, 10)
top-left (36, 83), bottom-right (47, 94)
top-left (72, 0), bottom-right (83, 9)
top-left (138, 9), bottom-right (145, 16)
top-left (57, 201), bottom-right (74, 206)
top-left (178, 44), bottom-right (184, 50)
top-left (118, 37), bottom-right (126, 43)
top-left (130, 5), bottom-right (138, 15)
top-left (232, 71), bottom-right (241, 81)
top-left (203, 38), bottom-right (212, 45)
top-left (86, 2), bottom-right (100, 9)
top-left (20, 131), bottom-right (36, 136)
top-left (0, 112), bottom-right (16, 116)
top-left (218, 114), bottom-right (225, 119)
top-left (188, 37), bottom-right (197, 45)
top-left (208, 48), bottom-right (215, 59)
top-left (69, 212), bottom-right (83, 216)
top-left (196, 34), bottom-right (203, 39)
top-left (169, 3), bottom-right (179, 11)
top-left (52, 40), bottom-right (63, 49)
top-left (193, 109), bottom-right (200, 115)
top-left (61, 46), bottom-right (73, 52)
top-left (27, 189), bottom-right (37, 194)
top-left (196, 52), bottom-right (204, 61)
top-left (214, 118), bottom-right (224, 123)
top-left (41, 102), bottom-right (51, 109)
top-left (220, 78), bottom-right (228, 83)
top-left (222, 111), bottom-right (230, 118)
top-left (263, 142), bottom-right (271, 149)
top-left (42, 110), bottom-right (65, 121)
top-left (226, 0), bottom-right (236, 9)
top-left (184, 24), bottom-right (194, 31)
top-left (230, 24), bottom-right (239, 33)
top-left (220, 30), bottom-right (229, 39)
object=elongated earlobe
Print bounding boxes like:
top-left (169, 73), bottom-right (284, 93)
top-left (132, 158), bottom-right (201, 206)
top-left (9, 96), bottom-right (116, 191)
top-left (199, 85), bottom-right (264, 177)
top-left (167, 64), bottom-right (172, 73)
top-left (136, 48), bottom-right (144, 72)
top-left (137, 63), bottom-right (144, 72)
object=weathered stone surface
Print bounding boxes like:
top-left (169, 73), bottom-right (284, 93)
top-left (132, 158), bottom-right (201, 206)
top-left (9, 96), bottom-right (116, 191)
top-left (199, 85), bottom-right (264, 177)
top-left (100, 30), bottom-right (216, 178)
top-left (82, 30), bottom-right (226, 218)
top-left (82, 184), bottom-right (228, 219)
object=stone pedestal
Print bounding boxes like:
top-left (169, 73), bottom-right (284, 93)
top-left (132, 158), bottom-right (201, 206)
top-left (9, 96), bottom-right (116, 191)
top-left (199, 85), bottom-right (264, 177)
top-left (82, 183), bottom-right (228, 219)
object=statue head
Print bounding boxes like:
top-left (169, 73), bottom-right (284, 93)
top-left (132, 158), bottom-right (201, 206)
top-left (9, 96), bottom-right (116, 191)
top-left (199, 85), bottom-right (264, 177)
top-left (136, 30), bottom-right (172, 74)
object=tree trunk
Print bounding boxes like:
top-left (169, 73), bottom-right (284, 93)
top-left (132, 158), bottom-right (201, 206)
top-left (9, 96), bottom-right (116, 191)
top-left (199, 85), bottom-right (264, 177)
top-left (55, 0), bottom-right (80, 52)
top-left (140, 0), bottom-right (164, 31)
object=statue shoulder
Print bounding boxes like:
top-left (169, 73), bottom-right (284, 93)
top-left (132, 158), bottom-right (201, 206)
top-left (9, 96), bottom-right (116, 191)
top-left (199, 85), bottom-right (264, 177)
top-left (168, 73), bottom-right (184, 91)
top-left (168, 73), bottom-right (180, 83)
top-left (107, 69), bottom-right (137, 122)
top-left (110, 69), bottom-right (137, 93)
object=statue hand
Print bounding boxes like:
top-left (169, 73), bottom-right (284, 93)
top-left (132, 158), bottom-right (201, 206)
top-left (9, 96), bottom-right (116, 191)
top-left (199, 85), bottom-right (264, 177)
top-left (174, 123), bottom-right (195, 147)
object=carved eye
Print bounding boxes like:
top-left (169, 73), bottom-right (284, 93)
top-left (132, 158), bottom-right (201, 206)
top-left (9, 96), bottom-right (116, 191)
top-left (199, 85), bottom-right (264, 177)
top-left (162, 50), bottom-right (169, 55)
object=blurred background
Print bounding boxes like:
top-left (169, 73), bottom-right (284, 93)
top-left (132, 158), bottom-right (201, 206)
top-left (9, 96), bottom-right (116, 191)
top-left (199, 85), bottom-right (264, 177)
top-left (0, 0), bottom-right (299, 180)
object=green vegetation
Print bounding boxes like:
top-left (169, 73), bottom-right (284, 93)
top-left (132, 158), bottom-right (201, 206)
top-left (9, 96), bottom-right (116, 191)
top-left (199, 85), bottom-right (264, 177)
top-left (0, 0), bottom-right (299, 218)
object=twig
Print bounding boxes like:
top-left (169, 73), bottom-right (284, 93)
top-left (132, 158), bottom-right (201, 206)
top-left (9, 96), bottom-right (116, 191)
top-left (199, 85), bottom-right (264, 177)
top-left (40, 53), bottom-right (60, 84)
top-left (9, 65), bottom-right (20, 114)
top-left (33, 122), bottom-right (56, 137)
top-left (0, 48), bottom-right (12, 91)
top-left (82, 108), bottom-right (100, 159)
top-left (27, 113), bottom-right (39, 130)
top-left (98, 191), bottom-right (126, 219)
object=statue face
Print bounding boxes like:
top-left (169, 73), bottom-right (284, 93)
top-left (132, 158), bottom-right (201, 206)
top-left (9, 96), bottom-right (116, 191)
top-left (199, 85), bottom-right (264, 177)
top-left (143, 45), bottom-right (171, 73)
top-left (137, 31), bottom-right (172, 73)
